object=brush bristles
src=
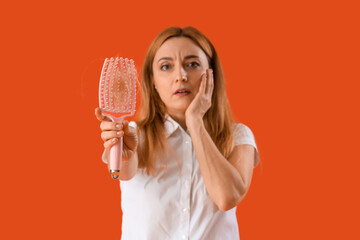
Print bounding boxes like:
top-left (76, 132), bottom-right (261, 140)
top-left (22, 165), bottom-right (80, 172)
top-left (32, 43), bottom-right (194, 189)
top-left (99, 57), bottom-right (137, 113)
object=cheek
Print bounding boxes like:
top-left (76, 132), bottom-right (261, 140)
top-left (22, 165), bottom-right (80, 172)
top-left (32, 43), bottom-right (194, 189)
top-left (154, 79), bottom-right (171, 98)
top-left (190, 72), bottom-right (205, 93)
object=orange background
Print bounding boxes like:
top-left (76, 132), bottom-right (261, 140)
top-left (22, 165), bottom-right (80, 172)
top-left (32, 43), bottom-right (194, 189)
top-left (1, 0), bottom-right (359, 239)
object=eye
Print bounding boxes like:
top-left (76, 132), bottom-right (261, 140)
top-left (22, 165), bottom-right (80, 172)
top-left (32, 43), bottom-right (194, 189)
top-left (160, 64), bottom-right (170, 71)
top-left (186, 62), bottom-right (200, 68)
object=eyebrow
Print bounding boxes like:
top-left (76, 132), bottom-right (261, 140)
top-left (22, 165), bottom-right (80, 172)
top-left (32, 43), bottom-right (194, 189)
top-left (157, 55), bottom-right (200, 63)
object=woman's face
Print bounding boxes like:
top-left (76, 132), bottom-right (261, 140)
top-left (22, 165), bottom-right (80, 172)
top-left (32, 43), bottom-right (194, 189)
top-left (152, 37), bottom-right (209, 116)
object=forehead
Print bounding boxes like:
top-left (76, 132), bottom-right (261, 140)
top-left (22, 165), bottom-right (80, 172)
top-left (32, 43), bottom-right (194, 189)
top-left (154, 37), bottom-right (206, 60)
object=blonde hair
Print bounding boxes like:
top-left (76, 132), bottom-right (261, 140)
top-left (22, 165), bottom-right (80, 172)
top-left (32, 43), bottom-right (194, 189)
top-left (136, 26), bottom-right (235, 176)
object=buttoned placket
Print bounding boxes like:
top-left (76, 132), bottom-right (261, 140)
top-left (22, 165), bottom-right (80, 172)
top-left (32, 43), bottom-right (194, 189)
top-left (178, 132), bottom-right (193, 240)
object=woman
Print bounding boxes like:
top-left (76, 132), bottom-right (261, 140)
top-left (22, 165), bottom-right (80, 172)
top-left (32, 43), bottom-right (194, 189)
top-left (95, 26), bottom-right (260, 240)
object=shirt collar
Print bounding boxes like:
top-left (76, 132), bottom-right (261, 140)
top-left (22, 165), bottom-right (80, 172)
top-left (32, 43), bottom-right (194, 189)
top-left (164, 114), bottom-right (181, 138)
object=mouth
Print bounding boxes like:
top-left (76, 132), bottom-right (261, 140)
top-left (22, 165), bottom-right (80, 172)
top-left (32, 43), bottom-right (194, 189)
top-left (174, 88), bottom-right (191, 96)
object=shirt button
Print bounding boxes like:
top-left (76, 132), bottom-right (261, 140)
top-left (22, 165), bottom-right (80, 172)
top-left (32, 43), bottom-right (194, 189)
top-left (182, 235), bottom-right (187, 239)
top-left (185, 140), bottom-right (189, 144)
top-left (183, 208), bottom-right (188, 212)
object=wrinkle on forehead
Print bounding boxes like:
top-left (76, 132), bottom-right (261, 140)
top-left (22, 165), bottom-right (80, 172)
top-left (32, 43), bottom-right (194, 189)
top-left (154, 37), bottom-right (206, 62)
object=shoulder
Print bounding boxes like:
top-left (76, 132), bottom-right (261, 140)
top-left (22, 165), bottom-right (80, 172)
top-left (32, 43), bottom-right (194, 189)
top-left (232, 123), bottom-right (256, 141)
top-left (232, 122), bottom-right (260, 167)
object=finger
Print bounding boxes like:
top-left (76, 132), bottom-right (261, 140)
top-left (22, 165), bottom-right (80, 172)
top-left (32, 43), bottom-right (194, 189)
top-left (207, 69), bottom-right (212, 94)
top-left (204, 69), bottom-right (209, 95)
top-left (100, 121), bottom-right (123, 131)
top-left (205, 69), bottom-right (213, 95)
top-left (123, 120), bottom-right (136, 136)
top-left (95, 107), bottom-right (104, 121)
top-left (101, 130), bottom-right (124, 142)
top-left (199, 72), bottom-right (207, 95)
top-left (104, 138), bottom-right (118, 149)
top-left (208, 69), bottom-right (214, 96)
top-left (205, 70), bottom-right (210, 94)
top-left (95, 107), bottom-right (112, 122)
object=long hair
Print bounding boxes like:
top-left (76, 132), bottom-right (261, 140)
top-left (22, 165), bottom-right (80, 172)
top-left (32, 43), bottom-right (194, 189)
top-left (136, 26), bottom-right (235, 176)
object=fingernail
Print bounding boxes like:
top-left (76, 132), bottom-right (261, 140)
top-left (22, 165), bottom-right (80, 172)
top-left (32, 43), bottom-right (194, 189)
top-left (117, 131), bottom-right (121, 135)
top-left (115, 124), bottom-right (120, 128)
top-left (112, 138), bottom-right (117, 142)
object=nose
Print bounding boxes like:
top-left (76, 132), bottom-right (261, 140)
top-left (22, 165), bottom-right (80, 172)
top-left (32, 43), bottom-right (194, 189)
top-left (175, 66), bottom-right (188, 82)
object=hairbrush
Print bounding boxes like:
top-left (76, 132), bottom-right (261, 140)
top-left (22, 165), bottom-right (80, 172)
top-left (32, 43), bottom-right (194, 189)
top-left (99, 57), bottom-right (137, 179)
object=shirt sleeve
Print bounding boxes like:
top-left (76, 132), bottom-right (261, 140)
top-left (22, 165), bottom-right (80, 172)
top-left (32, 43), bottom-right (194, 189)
top-left (233, 123), bottom-right (260, 167)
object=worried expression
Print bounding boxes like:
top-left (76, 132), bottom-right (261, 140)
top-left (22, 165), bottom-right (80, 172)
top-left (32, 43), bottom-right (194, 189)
top-left (152, 37), bottom-right (210, 116)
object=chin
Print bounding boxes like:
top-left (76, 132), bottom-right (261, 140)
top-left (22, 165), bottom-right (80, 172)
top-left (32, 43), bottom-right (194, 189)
top-left (167, 105), bottom-right (189, 114)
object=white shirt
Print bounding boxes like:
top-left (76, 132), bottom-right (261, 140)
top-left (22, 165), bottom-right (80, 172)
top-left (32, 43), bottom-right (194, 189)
top-left (107, 115), bottom-right (259, 240)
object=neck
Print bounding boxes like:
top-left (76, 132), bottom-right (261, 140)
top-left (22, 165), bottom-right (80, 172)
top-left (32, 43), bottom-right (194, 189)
top-left (167, 111), bottom-right (187, 131)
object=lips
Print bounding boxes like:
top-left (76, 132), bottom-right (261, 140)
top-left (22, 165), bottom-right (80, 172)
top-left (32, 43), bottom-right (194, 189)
top-left (174, 88), bottom-right (191, 94)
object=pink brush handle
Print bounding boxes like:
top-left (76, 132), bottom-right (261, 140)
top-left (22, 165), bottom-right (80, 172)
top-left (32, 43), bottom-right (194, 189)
top-left (102, 111), bottom-right (135, 179)
top-left (109, 135), bottom-right (123, 179)
top-left (101, 113), bottom-right (124, 179)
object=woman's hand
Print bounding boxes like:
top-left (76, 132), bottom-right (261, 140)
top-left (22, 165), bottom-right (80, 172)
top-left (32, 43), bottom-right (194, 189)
top-left (95, 108), bottom-right (138, 162)
top-left (185, 68), bottom-right (214, 125)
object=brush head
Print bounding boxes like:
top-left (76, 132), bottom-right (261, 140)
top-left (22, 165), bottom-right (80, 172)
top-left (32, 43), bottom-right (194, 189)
top-left (99, 57), bottom-right (137, 115)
